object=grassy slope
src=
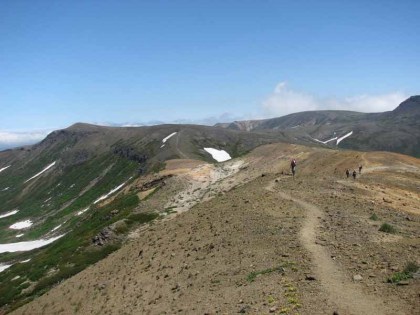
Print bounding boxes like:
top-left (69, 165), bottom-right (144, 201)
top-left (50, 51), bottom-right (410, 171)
top-left (0, 123), bottom-right (283, 312)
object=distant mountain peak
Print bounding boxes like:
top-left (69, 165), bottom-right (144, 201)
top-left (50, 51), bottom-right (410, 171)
top-left (67, 122), bottom-right (102, 131)
top-left (393, 95), bottom-right (420, 113)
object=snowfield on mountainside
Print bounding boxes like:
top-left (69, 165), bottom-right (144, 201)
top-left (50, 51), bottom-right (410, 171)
top-left (204, 147), bottom-right (232, 162)
top-left (0, 235), bottom-right (64, 253)
top-left (9, 220), bottom-right (32, 230)
top-left (0, 210), bottom-right (19, 219)
top-left (24, 161), bottom-right (56, 183)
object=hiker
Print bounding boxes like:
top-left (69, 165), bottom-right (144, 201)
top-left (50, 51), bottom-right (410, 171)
top-left (346, 169), bottom-right (350, 178)
top-left (352, 170), bottom-right (357, 180)
top-left (359, 165), bottom-right (362, 174)
top-left (291, 159), bottom-right (297, 177)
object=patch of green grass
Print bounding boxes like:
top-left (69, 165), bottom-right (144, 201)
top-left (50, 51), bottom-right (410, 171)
top-left (403, 261), bottom-right (419, 274)
top-left (0, 191), bottom-right (160, 311)
top-left (126, 212), bottom-right (159, 227)
top-left (388, 271), bottom-right (411, 283)
top-left (246, 265), bottom-right (287, 282)
top-left (150, 161), bottom-right (165, 173)
top-left (388, 261), bottom-right (419, 284)
top-left (369, 213), bottom-right (379, 221)
top-left (141, 187), bottom-right (160, 201)
top-left (267, 295), bottom-right (275, 303)
top-left (378, 222), bottom-right (396, 234)
top-left (163, 206), bottom-right (177, 215)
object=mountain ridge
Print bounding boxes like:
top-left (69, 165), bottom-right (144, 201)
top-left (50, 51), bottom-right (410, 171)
top-left (215, 95), bottom-right (420, 157)
top-left (5, 142), bottom-right (420, 315)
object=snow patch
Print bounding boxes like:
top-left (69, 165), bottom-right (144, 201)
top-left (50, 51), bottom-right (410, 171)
top-left (24, 161), bottom-right (56, 183)
top-left (93, 178), bottom-right (131, 204)
top-left (16, 234), bottom-right (24, 238)
top-left (20, 259), bottom-right (31, 263)
top-left (10, 220), bottom-right (32, 230)
top-left (336, 131), bottom-right (353, 145)
top-left (323, 137), bottom-right (338, 144)
top-left (204, 148), bottom-right (232, 162)
top-left (0, 264), bottom-right (12, 273)
top-left (51, 224), bottom-right (62, 232)
top-left (162, 132), bottom-right (177, 143)
top-left (2, 187), bottom-right (10, 191)
top-left (76, 207), bottom-right (90, 216)
top-left (0, 165), bottom-right (10, 173)
top-left (313, 137), bottom-right (338, 145)
top-left (0, 209), bottom-right (19, 219)
top-left (0, 235), bottom-right (64, 253)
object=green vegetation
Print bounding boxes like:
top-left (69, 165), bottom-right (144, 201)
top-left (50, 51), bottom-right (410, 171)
top-left (388, 262), bottom-right (419, 284)
top-left (389, 261), bottom-right (419, 283)
top-left (0, 153), bottom-right (138, 241)
top-left (369, 213), bottom-right (379, 221)
top-left (162, 206), bottom-right (177, 216)
top-left (0, 190), bottom-right (158, 311)
top-left (246, 264), bottom-right (289, 282)
top-left (126, 212), bottom-right (159, 227)
top-left (141, 187), bottom-right (160, 201)
top-left (150, 161), bottom-right (165, 173)
top-left (378, 222), bottom-right (396, 234)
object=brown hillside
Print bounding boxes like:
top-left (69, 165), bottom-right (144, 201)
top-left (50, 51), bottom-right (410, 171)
top-left (12, 144), bottom-right (420, 315)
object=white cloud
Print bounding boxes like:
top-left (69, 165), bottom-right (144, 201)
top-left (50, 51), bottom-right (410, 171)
top-left (0, 130), bottom-right (52, 149)
top-left (173, 113), bottom-right (244, 126)
top-left (263, 82), bottom-right (318, 117)
top-left (332, 93), bottom-right (407, 113)
top-left (261, 82), bottom-right (407, 117)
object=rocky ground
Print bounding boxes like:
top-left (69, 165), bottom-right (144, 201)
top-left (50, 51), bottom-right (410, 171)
top-left (12, 144), bottom-right (420, 315)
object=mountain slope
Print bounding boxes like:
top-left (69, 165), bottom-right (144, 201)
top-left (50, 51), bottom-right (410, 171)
top-left (216, 96), bottom-right (420, 157)
top-left (9, 143), bottom-right (420, 315)
top-left (0, 123), bottom-right (286, 312)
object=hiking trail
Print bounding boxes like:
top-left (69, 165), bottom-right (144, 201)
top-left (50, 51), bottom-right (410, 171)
top-left (265, 180), bottom-right (405, 315)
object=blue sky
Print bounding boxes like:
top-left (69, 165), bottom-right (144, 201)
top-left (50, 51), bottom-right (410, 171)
top-left (0, 0), bottom-right (419, 146)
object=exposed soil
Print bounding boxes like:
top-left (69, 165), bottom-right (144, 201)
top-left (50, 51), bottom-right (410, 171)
top-left (12, 144), bottom-right (420, 315)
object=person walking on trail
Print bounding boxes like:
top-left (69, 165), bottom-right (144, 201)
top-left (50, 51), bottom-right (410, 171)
top-left (346, 169), bottom-right (350, 178)
top-left (291, 159), bottom-right (297, 178)
top-left (359, 165), bottom-right (363, 174)
top-left (352, 170), bottom-right (357, 180)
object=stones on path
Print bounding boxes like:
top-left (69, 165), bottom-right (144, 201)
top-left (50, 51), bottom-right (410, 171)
top-left (305, 274), bottom-right (316, 281)
top-left (353, 274), bottom-right (363, 281)
top-left (238, 304), bottom-right (251, 313)
top-left (396, 281), bottom-right (409, 286)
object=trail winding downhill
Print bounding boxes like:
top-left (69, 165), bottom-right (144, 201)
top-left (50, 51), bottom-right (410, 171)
top-left (265, 180), bottom-right (405, 315)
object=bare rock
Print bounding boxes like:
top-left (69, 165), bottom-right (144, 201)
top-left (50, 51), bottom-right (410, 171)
top-left (305, 275), bottom-right (316, 281)
top-left (397, 281), bottom-right (409, 286)
top-left (238, 305), bottom-right (251, 313)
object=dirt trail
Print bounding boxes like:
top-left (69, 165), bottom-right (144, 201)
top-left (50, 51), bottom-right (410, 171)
top-left (266, 180), bottom-right (404, 315)
top-left (361, 152), bottom-right (420, 174)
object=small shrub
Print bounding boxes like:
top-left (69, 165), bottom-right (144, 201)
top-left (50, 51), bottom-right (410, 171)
top-left (369, 213), bottom-right (379, 221)
top-left (388, 261), bottom-right (419, 283)
top-left (379, 223), bottom-right (396, 234)
top-left (403, 261), bottom-right (419, 274)
top-left (388, 271), bottom-right (411, 283)
top-left (246, 265), bottom-right (288, 282)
